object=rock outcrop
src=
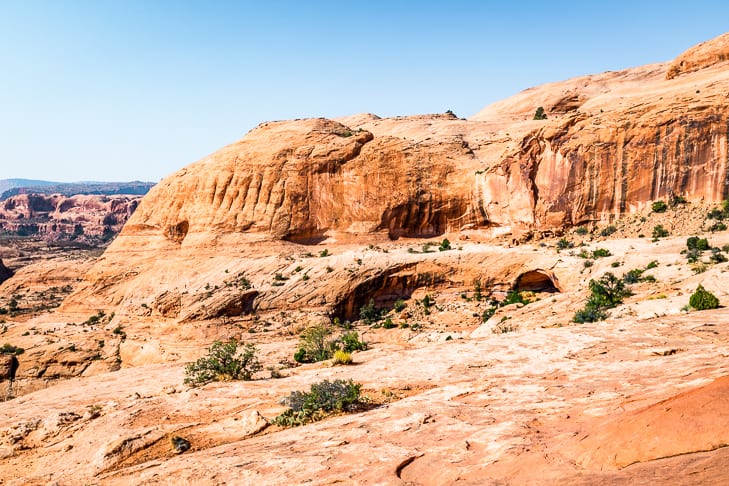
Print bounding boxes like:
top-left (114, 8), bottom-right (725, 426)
top-left (0, 194), bottom-right (141, 243)
top-left (0, 259), bottom-right (11, 286)
top-left (58, 33), bottom-right (729, 318)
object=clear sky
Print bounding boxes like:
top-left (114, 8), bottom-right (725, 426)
top-left (1, 1), bottom-right (728, 182)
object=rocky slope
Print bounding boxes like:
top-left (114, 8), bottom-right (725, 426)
top-left (0, 193), bottom-right (141, 244)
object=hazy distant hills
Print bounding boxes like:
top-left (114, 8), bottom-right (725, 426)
top-left (0, 179), bottom-right (155, 200)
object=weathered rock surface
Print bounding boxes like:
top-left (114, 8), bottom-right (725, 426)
top-left (0, 193), bottom-right (141, 243)
top-left (58, 33), bottom-right (729, 321)
top-left (4, 33), bottom-right (729, 485)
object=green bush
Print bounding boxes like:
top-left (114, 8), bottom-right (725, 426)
top-left (573, 272), bottom-right (631, 323)
top-left (438, 238), bottom-right (452, 251)
top-left (339, 331), bottom-right (367, 352)
top-left (272, 379), bottom-right (362, 427)
top-left (622, 268), bottom-right (645, 284)
top-left (382, 317), bottom-right (396, 329)
top-left (557, 238), bottom-right (573, 250)
top-left (502, 290), bottom-right (527, 306)
top-left (600, 225), bottom-right (617, 237)
top-left (393, 298), bottom-right (406, 312)
top-left (651, 200), bottom-right (668, 213)
top-left (184, 339), bottom-right (262, 386)
top-left (296, 324), bottom-right (336, 363)
top-left (652, 224), bottom-right (669, 238)
top-left (687, 236), bottom-right (710, 251)
top-left (592, 248), bottom-right (612, 258)
top-left (0, 343), bottom-right (24, 355)
top-left (575, 226), bottom-right (589, 235)
top-left (587, 272), bottom-right (632, 309)
top-left (573, 307), bottom-right (608, 324)
top-left (533, 106), bottom-right (547, 120)
top-left (689, 285), bottom-right (719, 311)
top-left (709, 222), bottom-right (727, 232)
top-left (646, 260), bottom-right (659, 270)
top-left (359, 299), bottom-right (383, 324)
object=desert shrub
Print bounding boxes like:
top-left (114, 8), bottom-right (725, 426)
top-left (0, 343), bottom-right (24, 355)
top-left (533, 106), bottom-right (547, 120)
top-left (557, 238), bottom-right (573, 250)
top-left (482, 306), bottom-right (497, 322)
top-left (687, 236), bottom-right (710, 251)
top-left (573, 306), bottom-right (608, 324)
top-left (421, 294), bottom-right (433, 315)
top-left (295, 324), bottom-right (336, 363)
top-left (610, 261), bottom-right (621, 268)
top-left (646, 260), bottom-right (659, 269)
top-left (587, 272), bottom-right (632, 309)
top-left (583, 260), bottom-right (593, 268)
top-left (272, 379), bottom-right (362, 427)
top-left (652, 225), bottom-right (669, 238)
top-left (184, 339), bottom-right (261, 386)
top-left (438, 238), bottom-right (452, 251)
top-left (600, 225), bottom-right (617, 237)
top-left (473, 279), bottom-right (484, 301)
top-left (669, 194), bottom-right (688, 207)
top-left (707, 207), bottom-right (725, 220)
top-left (359, 299), bottom-right (383, 324)
top-left (492, 319), bottom-right (518, 334)
top-left (502, 290), bottom-right (527, 306)
top-left (709, 222), bottom-right (727, 232)
top-left (573, 272), bottom-right (631, 323)
top-left (622, 268), bottom-right (645, 284)
top-left (339, 331), bottom-right (367, 352)
top-left (651, 200), bottom-right (668, 213)
top-left (382, 317), bottom-right (396, 329)
top-left (710, 251), bottom-right (728, 264)
top-left (332, 350), bottom-right (353, 365)
top-left (575, 226), bottom-right (589, 235)
top-left (392, 298), bottom-right (406, 312)
top-left (592, 248), bottom-right (612, 258)
top-left (689, 285), bottom-right (719, 310)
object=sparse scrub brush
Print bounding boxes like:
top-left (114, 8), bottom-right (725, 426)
top-left (689, 285), bottom-right (719, 311)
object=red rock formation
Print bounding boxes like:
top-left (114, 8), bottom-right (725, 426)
top-left (64, 32), bottom-right (729, 315)
top-left (0, 194), bottom-right (141, 243)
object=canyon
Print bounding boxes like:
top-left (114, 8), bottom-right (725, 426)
top-left (1, 33), bottom-right (729, 485)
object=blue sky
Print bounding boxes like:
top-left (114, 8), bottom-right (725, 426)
top-left (1, 1), bottom-right (728, 182)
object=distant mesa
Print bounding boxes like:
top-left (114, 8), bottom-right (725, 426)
top-left (0, 179), bottom-right (156, 200)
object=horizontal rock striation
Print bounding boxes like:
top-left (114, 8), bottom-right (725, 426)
top-left (64, 32), bottom-right (729, 315)
top-left (0, 194), bottom-right (141, 243)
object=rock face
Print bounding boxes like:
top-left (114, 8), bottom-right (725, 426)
top-left (59, 33), bottom-right (729, 318)
top-left (0, 193), bottom-right (141, 243)
top-left (0, 259), bottom-right (11, 286)
top-left (127, 34), bottom-right (729, 244)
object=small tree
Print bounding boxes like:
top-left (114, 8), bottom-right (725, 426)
top-left (359, 298), bottom-right (382, 324)
top-left (689, 284), bottom-right (719, 310)
top-left (184, 339), bottom-right (262, 386)
top-left (438, 238), bottom-right (452, 251)
top-left (295, 324), bottom-right (336, 363)
top-left (533, 107), bottom-right (547, 120)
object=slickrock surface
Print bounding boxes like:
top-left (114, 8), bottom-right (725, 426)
top-left (3, 33), bottom-right (729, 485)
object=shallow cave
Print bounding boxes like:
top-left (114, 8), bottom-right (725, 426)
top-left (333, 264), bottom-right (444, 321)
top-left (513, 269), bottom-right (561, 293)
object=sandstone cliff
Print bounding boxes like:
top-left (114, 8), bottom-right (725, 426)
top-left (0, 194), bottom-right (141, 244)
top-left (63, 32), bottom-right (729, 319)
